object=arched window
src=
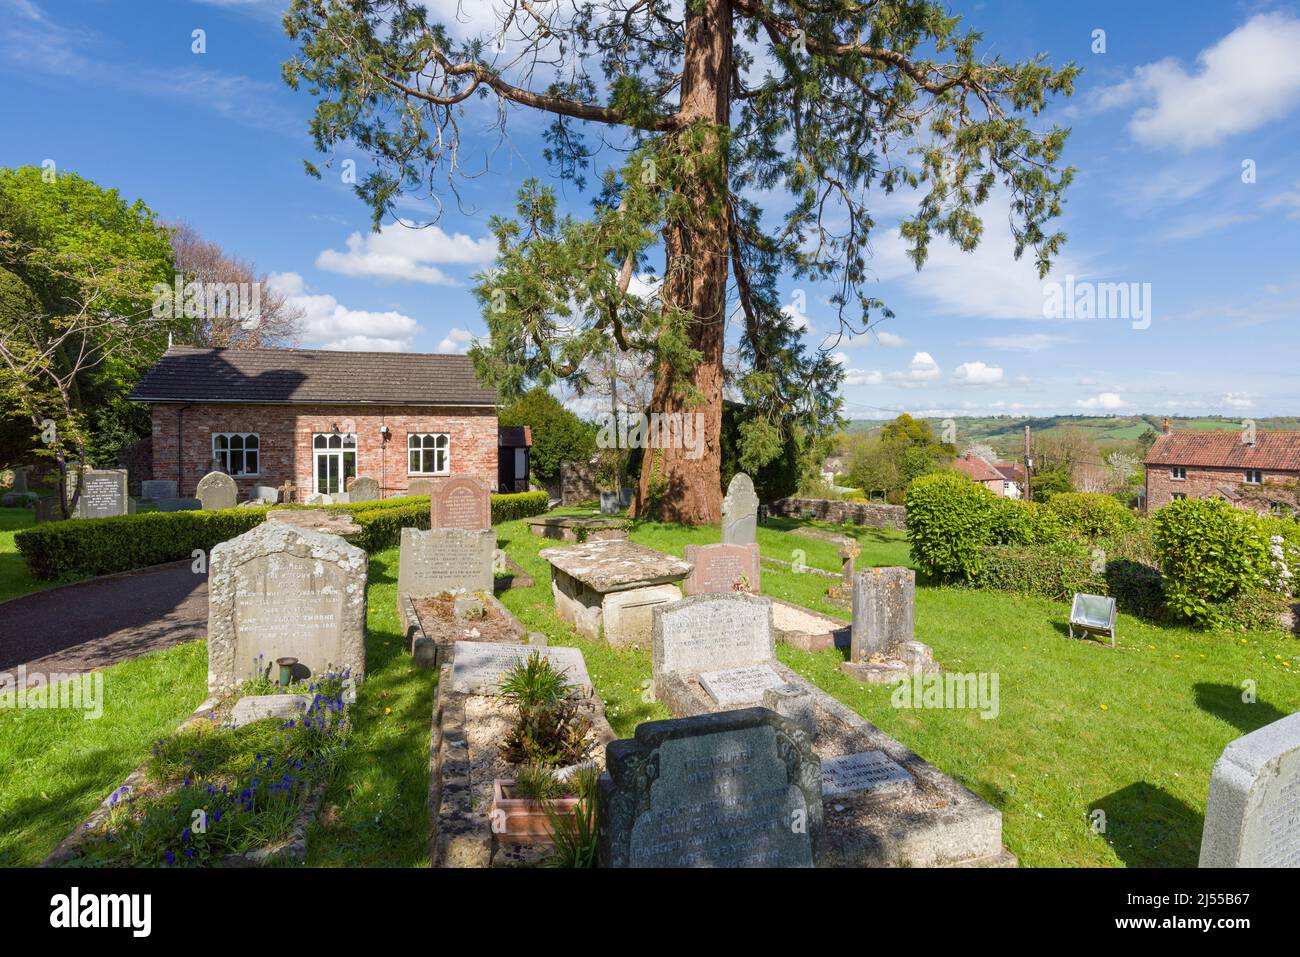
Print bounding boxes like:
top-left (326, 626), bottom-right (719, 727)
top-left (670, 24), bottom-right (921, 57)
top-left (212, 432), bottom-right (259, 476)
top-left (408, 432), bottom-right (450, 475)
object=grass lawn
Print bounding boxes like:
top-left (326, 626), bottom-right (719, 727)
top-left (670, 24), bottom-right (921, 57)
top-left (0, 507), bottom-right (49, 604)
top-left (3, 506), bottom-right (1297, 868)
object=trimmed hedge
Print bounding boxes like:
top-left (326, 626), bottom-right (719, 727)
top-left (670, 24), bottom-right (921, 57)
top-left (1046, 492), bottom-right (1138, 542)
top-left (15, 490), bottom-right (552, 581)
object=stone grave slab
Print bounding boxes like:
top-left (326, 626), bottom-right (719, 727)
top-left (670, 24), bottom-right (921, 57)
top-left (449, 640), bottom-right (591, 696)
top-left (697, 664), bottom-right (786, 708)
top-left (431, 476), bottom-right (492, 530)
top-left (820, 751), bottom-right (914, 798)
top-left (527, 515), bottom-right (629, 542)
top-left (721, 472), bottom-right (759, 545)
top-left (1199, 711), bottom-right (1300, 867)
top-left (196, 470), bottom-right (238, 510)
top-left (140, 479), bottom-right (177, 500)
top-left (598, 707), bottom-right (823, 867)
top-left (250, 485), bottom-right (280, 504)
top-left (267, 509), bottom-right (362, 538)
top-left (683, 542), bottom-right (761, 595)
top-left (207, 521), bottom-right (368, 693)
top-left (397, 526), bottom-right (495, 597)
top-left (229, 693), bottom-right (312, 729)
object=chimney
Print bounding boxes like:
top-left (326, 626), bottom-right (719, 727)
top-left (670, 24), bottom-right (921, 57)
top-left (1161, 417), bottom-right (1171, 434)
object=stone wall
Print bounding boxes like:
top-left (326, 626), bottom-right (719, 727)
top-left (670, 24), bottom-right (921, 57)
top-left (149, 402), bottom-right (498, 500)
top-left (767, 497), bottom-right (906, 529)
top-left (560, 460), bottom-right (599, 505)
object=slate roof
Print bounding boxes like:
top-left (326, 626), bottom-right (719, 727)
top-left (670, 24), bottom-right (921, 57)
top-left (993, 462), bottom-right (1025, 483)
top-left (128, 346), bottom-right (496, 407)
top-left (953, 453), bottom-right (1005, 483)
top-left (1144, 431), bottom-right (1300, 471)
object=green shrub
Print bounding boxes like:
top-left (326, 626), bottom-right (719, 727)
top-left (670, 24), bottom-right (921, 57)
top-left (1047, 492), bottom-right (1137, 541)
top-left (1212, 589), bottom-right (1291, 632)
top-left (905, 472), bottom-right (995, 580)
top-left (349, 503), bottom-right (429, 552)
top-left (1152, 498), bottom-right (1270, 628)
top-left (1102, 558), bottom-right (1166, 621)
top-left (986, 497), bottom-right (1063, 546)
top-left (490, 490), bottom-right (550, 523)
top-left (970, 542), bottom-right (1098, 601)
top-left (15, 508), bottom-right (270, 579)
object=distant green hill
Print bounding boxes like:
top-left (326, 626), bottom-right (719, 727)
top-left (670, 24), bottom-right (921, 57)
top-left (843, 415), bottom-right (1300, 458)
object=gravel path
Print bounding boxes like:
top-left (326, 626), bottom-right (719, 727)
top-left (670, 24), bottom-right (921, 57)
top-left (0, 561), bottom-right (207, 675)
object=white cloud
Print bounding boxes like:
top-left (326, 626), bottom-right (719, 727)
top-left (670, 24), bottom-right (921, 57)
top-left (268, 272), bottom-right (422, 352)
top-left (830, 351), bottom-right (882, 386)
top-left (315, 221), bottom-right (496, 284)
top-left (982, 333), bottom-right (1071, 352)
top-left (436, 327), bottom-right (477, 355)
top-left (1075, 392), bottom-right (1126, 411)
top-left (782, 304), bottom-right (809, 331)
top-left (951, 361), bottom-right (1004, 386)
top-left (1223, 392), bottom-right (1254, 409)
top-left (887, 351), bottom-right (941, 388)
top-left (1094, 13), bottom-right (1300, 150)
top-left (875, 331), bottom-right (906, 348)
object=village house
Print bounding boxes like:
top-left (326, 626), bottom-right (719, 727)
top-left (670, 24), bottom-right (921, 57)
top-left (1144, 428), bottom-right (1300, 515)
top-left (128, 346), bottom-right (527, 501)
top-left (954, 452), bottom-right (1021, 498)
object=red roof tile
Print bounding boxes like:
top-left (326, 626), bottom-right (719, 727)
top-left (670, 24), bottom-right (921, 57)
top-left (1144, 430), bottom-right (1300, 471)
top-left (954, 453), bottom-right (1005, 483)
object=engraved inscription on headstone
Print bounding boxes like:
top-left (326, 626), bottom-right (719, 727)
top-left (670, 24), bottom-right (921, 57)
top-left (820, 751), bottom-right (913, 797)
top-left (653, 593), bottom-right (774, 684)
top-left (449, 640), bottom-right (591, 696)
top-left (598, 708), bottom-right (824, 868)
top-left (697, 664), bottom-right (786, 708)
top-left (67, 469), bottom-right (130, 518)
top-left (684, 542), bottom-right (761, 595)
top-left (851, 566), bottom-right (915, 662)
top-left (397, 526), bottom-right (495, 596)
top-left (431, 476), bottom-right (492, 530)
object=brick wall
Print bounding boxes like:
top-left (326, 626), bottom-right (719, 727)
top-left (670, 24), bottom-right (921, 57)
top-left (149, 403), bottom-right (498, 500)
top-left (767, 497), bottom-right (907, 529)
top-left (1146, 463), bottom-right (1295, 514)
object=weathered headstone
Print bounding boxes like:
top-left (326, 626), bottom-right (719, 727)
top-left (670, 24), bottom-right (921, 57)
top-left (397, 526), bottom-right (496, 597)
top-left (196, 470), bottom-right (238, 511)
top-left (431, 476), bottom-right (492, 530)
top-left (683, 542), bottom-right (761, 595)
top-left (277, 480), bottom-right (297, 505)
top-left (762, 683), bottom-right (818, 739)
top-left (140, 479), bottom-right (177, 500)
top-left (449, 641), bottom-right (592, 696)
top-left (820, 751), bottom-right (914, 798)
top-left (250, 484), bottom-right (280, 504)
top-left (850, 566), bottom-right (915, 662)
top-left (653, 592), bottom-right (774, 693)
top-left (598, 707), bottom-right (823, 867)
top-left (721, 472), bottom-right (759, 545)
top-left (348, 475), bottom-right (380, 503)
top-left (407, 477), bottom-right (435, 498)
top-left (34, 494), bottom-right (61, 523)
top-left (206, 521), bottom-right (367, 693)
top-left (697, 664), bottom-right (786, 708)
top-left (67, 469), bottom-right (131, 518)
top-left (1199, 711), bottom-right (1300, 867)
top-left (11, 466), bottom-right (28, 494)
top-left (229, 694), bottom-right (312, 729)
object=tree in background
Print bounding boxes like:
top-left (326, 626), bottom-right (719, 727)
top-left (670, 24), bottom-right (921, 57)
top-left (847, 413), bottom-right (955, 501)
top-left (168, 222), bottom-right (304, 348)
top-left (283, 0), bottom-right (1076, 524)
top-left (0, 167), bottom-right (176, 513)
top-left (498, 385), bottom-right (597, 486)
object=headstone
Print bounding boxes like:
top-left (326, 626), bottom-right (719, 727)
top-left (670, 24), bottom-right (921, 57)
top-left (348, 475), bottom-right (380, 503)
top-left (721, 472), bottom-right (759, 545)
top-left (599, 490), bottom-right (624, 515)
top-left (154, 497), bottom-right (201, 513)
top-left (268, 509), bottom-right (362, 538)
top-left (407, 477), bottom-right (435, 497)
top-left (598, 707), bottom-right (823, 868)
top-left (196, 470), bottom-right (238, 510)
top-left (206, 521), bottom-right (367, 693)
top-left (229, 694), bottom-right (312, 729)
top-left (683, 542), bottom-right (761, 595)
top-left (449, 641), bottom-right (591, 696)
top-left (762, 683), bottom-right (818, 740)
top-left (820, 751), bottom-right (913, 798)
top-left (851, 566), bottom-right (915, 662)
top-left (304, 492), bottom-right (330, 506)
top-left (397, 526), bottom-right (495, 597)
top-left (140, 479), bottom-right (177, 501)
top-left (653, 593), bottom-right (774, 688)
top-left (67, 469), bottom-right (131, 518)
top-left (277, 480), bottom-right (297, 505)
top-left (1199, 711), bottom-right (1300, 867)
top-left (250, 485), bottom-right (280, 504)
top-left (431, 476), bottom-right (492, 530)
top-left (697, 664), bottom-right (786, 708)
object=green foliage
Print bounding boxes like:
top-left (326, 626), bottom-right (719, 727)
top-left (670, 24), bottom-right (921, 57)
top-left (490, 490), bottom-right (551, 524)
top-left (1046, 492), bottom-right (1137, 542)
top-left (986, 496), bottom-right (1063, 546)
top-left (499, 386), bottom-right (596, 484)
top-left (905, 472), bottom-right (995, 580)
top-left (1152, 498), bottom-right (1270, 628)
top-left (498, 652), bottom-right (595, 768)
top-left (971, 542), bottom-right (1097, 602)
top-left (498, 652), bottom-right (573, 709)
top-left (1030, 465), bottom-right (1073, 502)
top-left (511, 763), bottom-right (564, 802)
top-left (543, 764), bottom-right (600, 869)
top-left (721, 401), bottom-right (800, 502)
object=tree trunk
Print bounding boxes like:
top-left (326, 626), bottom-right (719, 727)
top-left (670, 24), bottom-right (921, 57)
top-left (634, 0), bottom-right (732, 525)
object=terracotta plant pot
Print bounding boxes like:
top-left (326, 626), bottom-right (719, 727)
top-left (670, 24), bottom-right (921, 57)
top-left (491, 779), bottom-right (581, 844)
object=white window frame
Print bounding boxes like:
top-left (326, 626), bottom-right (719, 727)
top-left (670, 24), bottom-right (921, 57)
top-left (312, 432), bottom-right (357, 495)
top-left (1244, 469), bottom-right (1263, 485)
top-left (212, 432), bottom-right (260, 477)
top-left (1170, 466), bottom-right (1187, 481)
top-left (408, 432), bottom-right (450, 476)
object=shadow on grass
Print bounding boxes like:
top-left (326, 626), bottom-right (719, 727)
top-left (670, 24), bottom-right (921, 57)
top-left (1089, 782), bottom-right (1203, 867)
top-left (1194, 682), bottom-right (1289, 736)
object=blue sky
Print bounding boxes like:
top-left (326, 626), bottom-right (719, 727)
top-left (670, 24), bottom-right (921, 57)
top-left (3, 0), bottom-right (1299, 420)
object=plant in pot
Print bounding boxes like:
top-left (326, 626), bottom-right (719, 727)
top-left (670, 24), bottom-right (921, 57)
top-left (491, 653), bottom-right (595, 845)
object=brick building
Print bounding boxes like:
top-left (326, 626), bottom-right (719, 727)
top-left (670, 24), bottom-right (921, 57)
top-left (128, 347), bottom-right (502, 501)
top-left (1143, 429), bottom-right (1300, 515)
top-left (954, 452), bottom-right (1021, 498)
